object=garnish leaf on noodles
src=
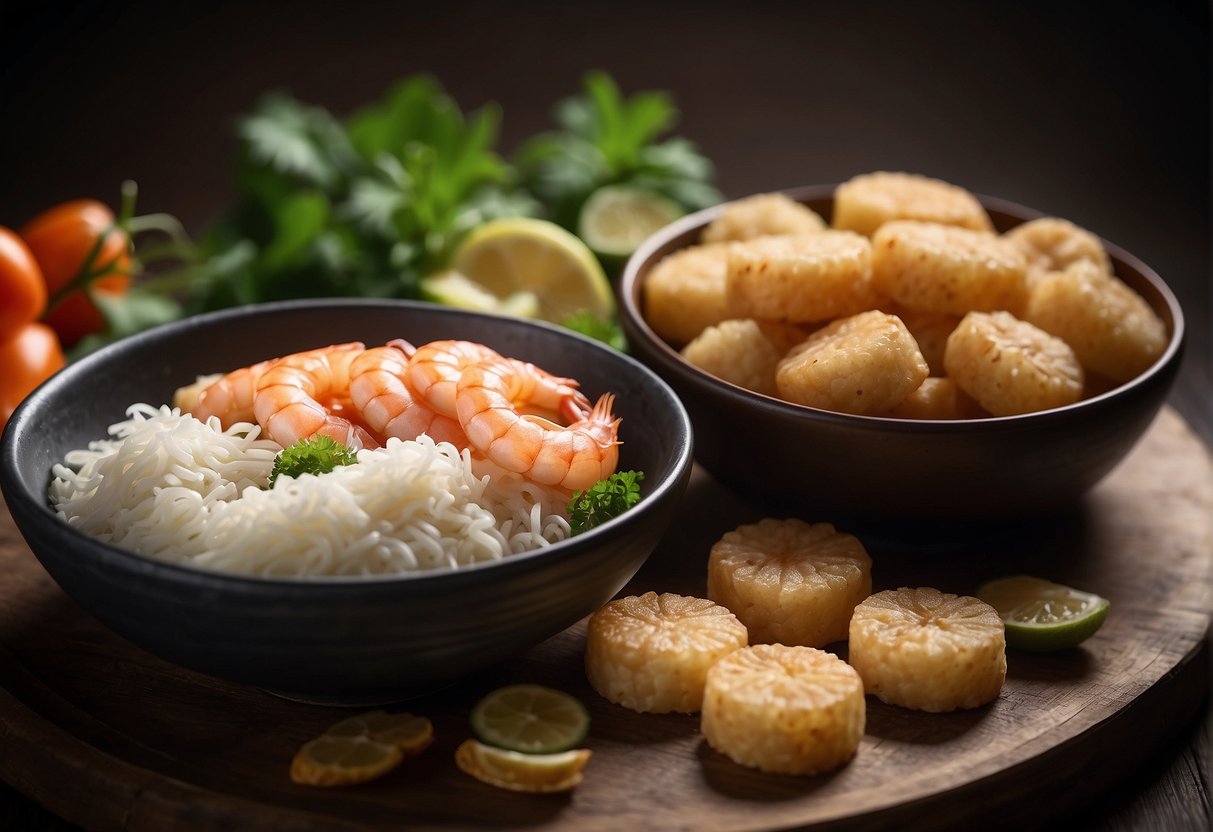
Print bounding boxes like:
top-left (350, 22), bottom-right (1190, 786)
top-left (568, 470), bottom-right (644, 535)
top-left (269, 436), bottom-right (357, 486)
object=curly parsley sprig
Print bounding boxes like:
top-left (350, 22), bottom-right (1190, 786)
top-left (269, 436), bottom-right (357, 487)
top-left (568, 470), bottom-right (645, 535)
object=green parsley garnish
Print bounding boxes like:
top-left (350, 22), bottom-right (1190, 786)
top-left (269, 436), bottom-right (357, 486)
top-left (568, 470), bottom-right (645, 535)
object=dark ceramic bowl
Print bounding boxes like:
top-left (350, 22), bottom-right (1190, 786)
top-left (619, 185), bottom-right (1184, 522)
top-left (1, 299), bottom-right (693, 702)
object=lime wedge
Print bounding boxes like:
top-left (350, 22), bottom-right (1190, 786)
top-left (470, 684), bottom-right (590, 754)
top-left (420, 270), bottom-right (541, 318)
top-left (451, 218), bottom-right (614, 324)
top-left (977, 575), bottom-right (1110, 652)
top-left (578, 185), bottom-right (683, 258)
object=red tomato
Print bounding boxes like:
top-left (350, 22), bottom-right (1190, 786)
top-left (0, 322), bottom-right (66, 425)
top-left (0, 227), bottom-right (47, 340)
top-left (21, 199), bottom-right (132, 348)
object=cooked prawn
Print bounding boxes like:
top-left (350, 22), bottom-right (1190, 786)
top-left (191, 358), bottom-right (278, 428)
top-left (406, 340), bottom-right (505, 418)
top-left (253, 342), bottom-right (379, 450)
top-left (349, 340), bottom-right (469, 448)
top-left (456, 358), bottom-right (619, 491)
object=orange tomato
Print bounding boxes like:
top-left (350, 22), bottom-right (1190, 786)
top-left (0, 322), bottom-right (66, 425)
top-left (21, 199), bottom-right (132, 348)
top-left (0, 227), bottom-right (47, 340)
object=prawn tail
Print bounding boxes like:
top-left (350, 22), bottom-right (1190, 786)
top-left (587, 393), bottom-right (623, 446)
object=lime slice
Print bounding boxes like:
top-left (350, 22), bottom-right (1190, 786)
top-left (454, 739), bottom-right (591, 793)
top-left (420, 270), bottom-right (541, 319)
top-left (451, 218), bottom-right (614, 324)
top-left (977, 575), bottom-right (1110, 652)
top-left (578, 185), bottom-right (684, 258)
top-left (470, 684), bottom-right (590, 754)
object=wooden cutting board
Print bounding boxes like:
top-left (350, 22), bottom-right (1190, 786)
top-left (1, 406), bottom-right (1209, 832)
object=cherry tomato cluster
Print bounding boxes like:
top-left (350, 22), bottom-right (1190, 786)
top-left (0, 199), bottom-right (132, 426)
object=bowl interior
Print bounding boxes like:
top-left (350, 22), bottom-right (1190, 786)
top-left (621, 184), bottom-right (1185, 424)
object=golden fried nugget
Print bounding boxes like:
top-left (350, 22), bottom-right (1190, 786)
top-left (775, 310), bottom-right (929, 415)
top-left (944, 311), bottom-right (1083, 415)
top-left (848, 588), bottom-right (1006, 712)
top-left (702, 193), bottom-right (827, 243)
top-left (681, 319), bottom-right (808, 396)
top-left (708, 518), bottom-right (872, 647)
top-left (833, 171), bottom-right (993, 237)
top-left (1024, 260), bottom-right (1167, 384)
top-left (871, 221), bottom-right (1028, 316)
top-left (701, 645), bottom-right (865, 775)
top-left (642, 242), bottom-right (733, 346)
top-left (585, 592), bottom-right (748, 714)
top-left (1005, 217), bottom-right (1112, 277)
top-left (726, 231), bottom-right (879, 324)
top-left (886, 377), bottom-right (988, 420)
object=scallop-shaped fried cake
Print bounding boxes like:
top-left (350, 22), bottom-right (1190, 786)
top-left (708, 518), bottom-right (872, 647)
top-left (702, 192), bottom-right (827, 243)
top-left (701, 644), bottom-right (865, 775)
top-left (833, 171), bottom-right (993, 237)
top-left (848, 587), bottom-right (1006, 712)
top-left (775, 310), bottom-right (929, 415)
top-left (681, 319), bottom-right (807, 397)
top-left (642, 242), bottom-right (733, 346)
top-left (585, 592), bottom-right (748, 714)
top-left (944, 310), bottom-right (1084, 416)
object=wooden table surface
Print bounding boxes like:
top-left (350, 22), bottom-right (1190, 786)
top-left (0, 2), bottom-right (1208, 828)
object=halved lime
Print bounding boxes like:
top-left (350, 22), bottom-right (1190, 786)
top-left (578, 184), bottom-right (683, 259)
top-left (451, 218), bottom-right (614, 325)
top-left (470, 684), bottom-right (590, 754)
top-left (420, 269), bottom-right (541, 318)
top-left (977, 575), bottom-right (1110, 652)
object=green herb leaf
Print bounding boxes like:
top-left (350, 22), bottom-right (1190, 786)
top-left (269, 436), bottom-right (358, 487)
top-left (562, 312), bottom-right (627, 352)
top-left (568, 470), bottom-right (645, 535)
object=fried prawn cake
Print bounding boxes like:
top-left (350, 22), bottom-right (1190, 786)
top-left (585, 592), bottom-right (747, 713)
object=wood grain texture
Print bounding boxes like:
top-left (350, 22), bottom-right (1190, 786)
top-left (0, 407), bottom-right (1209, 831)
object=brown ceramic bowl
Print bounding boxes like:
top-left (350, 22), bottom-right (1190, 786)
top-left (619, 185), bottom-right (1185, 523)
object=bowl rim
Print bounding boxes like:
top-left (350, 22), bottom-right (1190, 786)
top-left (619, 183), bottom-right (1186, 433)
top-left (1, 298), bottom-right (694, 592)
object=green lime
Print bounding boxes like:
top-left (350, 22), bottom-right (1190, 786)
top-left (977, 575), bottom-right (1110, 652)
top-left (470, 684), bottom-right (590, 754)
top-left (419, 269), bottom-right (541, 318)
top-left (577, 185), bottom-right (683, 259)
top-left (451, 217), bottom-right (614, 325)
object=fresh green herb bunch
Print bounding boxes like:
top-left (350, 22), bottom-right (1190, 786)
top-left (269, 436), bottom-right (358, 486)
top-left (568, 470), bottom-right (645, 535)
top-left (515, 72), bottom-right (722, 234)
top-left (189, 76), bottom-right (537, 314)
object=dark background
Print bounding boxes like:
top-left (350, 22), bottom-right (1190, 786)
top-left (1, 0), bottom-right (1208, 443)
top-left (0, 1), bottom-right (1209, 828)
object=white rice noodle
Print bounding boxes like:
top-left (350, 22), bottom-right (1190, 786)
top-left (49, 404), bottom-right (573, 578)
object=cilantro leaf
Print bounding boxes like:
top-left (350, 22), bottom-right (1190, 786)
top-left (568, 470), bottom-right (645, 535)
top-left (269, 436), bottom-right (358, 487)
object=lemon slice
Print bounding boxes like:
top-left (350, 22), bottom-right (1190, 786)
top-left (325, 710), bottom-right (435, 755)
top-left (420, 269), bottom-right (542, 318)
top-left (470, 684), bottom-right (590, 753)
top-left (451, 217), bottom-right (614, 324)
top-left (977, 575), bottom-right (1110, 652)
top-left (455, 739), bottom-right (591, 793)
top-left (289, 710), bottom-right (434, 787)
top-left (290, 735), bottom-right (404, 787)
top-left (578, 185), bottom-right (683, 258)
